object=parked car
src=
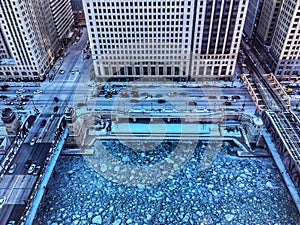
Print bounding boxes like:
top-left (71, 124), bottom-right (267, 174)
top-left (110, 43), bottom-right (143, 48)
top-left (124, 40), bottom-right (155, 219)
top-left (158, 99), bottom-right (166, 104)
top-left (54, 97), bottom-right (59, 102)
top-left (59, 69), bottom-right (65, 74)
top-left (8, 163), bottom-right (17, 174)
top-left (71, 70), bottom-right (75, 74)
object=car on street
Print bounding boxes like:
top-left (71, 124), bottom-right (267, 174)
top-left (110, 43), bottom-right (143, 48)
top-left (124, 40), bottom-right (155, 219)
top-left (105, 93), bottom-right (112, 98)
top-left (33, 165), bottom-right (41, 175)
top-left (220, 95), bottom-right (229, 99)
top-left (8, 163), bottom-right (17, 174)
top-left (168, 91), bottom-right (178, 97)
top-left (25, 94), bottom-right (33, 99)
top-left (158, 99), bottom-right (166, 104)
top-left (0, 196), bottom-right (6, 208)
top-left (33, 90), bottom-right (42, 94)
top-left (208, 96), bottom-right (217, 99)
top-left (224, 100), bottom-right (232, 106)
top-left (30, 137), bottom-right (37, 146)
top-left (50, 115), bottom-right (55, 121)
top-left (40, 119), bottom-right (46, 128)
top-left (5, 101), bottom-right (13, 105)
top-left (54, 97), bottom-right (59, 102)
top-left (25, 160), bottom-right (32, 169)
top-left (53, 106), bottom-right (59, 112)
top-left (28, 164), bottom-right (36, 174)
top-left (188, 101), bottom-right (197, 106)
top-left (71, 70), bottom-right (75, 74)
top-left (15, 94), bottom-right (23, 98)
top-left (232, 95), bottom-right (241, 100)
top-left (285, 88), bottom-right (293, 93)
top-left (59, 69), bottom-right (65, 74)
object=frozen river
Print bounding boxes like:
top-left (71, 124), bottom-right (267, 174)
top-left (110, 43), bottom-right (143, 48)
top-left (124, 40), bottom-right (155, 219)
top-left (35, 140), bottom-right (300, 224)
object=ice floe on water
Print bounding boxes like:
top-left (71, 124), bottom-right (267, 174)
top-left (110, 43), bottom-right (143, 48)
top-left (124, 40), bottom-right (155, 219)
top-left (35, 140), bottom-right (300, 224)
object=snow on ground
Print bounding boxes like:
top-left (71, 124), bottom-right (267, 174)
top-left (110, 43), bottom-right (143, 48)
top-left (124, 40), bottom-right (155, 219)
top-left (35, 140), bottom-right (300, 225)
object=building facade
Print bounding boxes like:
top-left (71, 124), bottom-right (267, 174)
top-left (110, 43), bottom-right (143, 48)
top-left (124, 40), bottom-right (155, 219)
top-left (0, 0), bottom-right (58, 80)
top-left (190, 0), bottom-right (248, 81)
top-left (49, 0), bottom-right (74, 41)
top-left (83, 0), bottom-right (248, 81)
top-left (0, 0), bottom-right (74, 81)
top-left (243, 0), bottom-right (262, 39)
top-left (256, 0), bottom-right (282, 45)
top-left (70, 0), bottom-right (86, 26)
top-left (70, 0), bottom-right (83, 10)
top-left (256, 0), bottom-right (300, 81)
top-left (269, 0), bottom-right (300, 80)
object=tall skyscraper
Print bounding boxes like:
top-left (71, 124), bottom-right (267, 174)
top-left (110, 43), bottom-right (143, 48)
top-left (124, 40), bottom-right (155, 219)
top-left (256, 0), bottom-right (300, 80)
top-left (269, 0), bottom-right (300, 80)
top-left (0, 0), bottom-right (74, 81)
top-left (243, 0), bottom-right (263, 39)
top-left (50, 0), bottom-right (74, 41)
top-left (83, 0), bottom-right (248, 82)
top-left (256, 0), bottom-right (282, 45)
top-left (70, 0), bottom-right (85, 26)
top-left (70, 0), bottom-right (83, 10)
top-left (190, 0), bottom-right (248, 81)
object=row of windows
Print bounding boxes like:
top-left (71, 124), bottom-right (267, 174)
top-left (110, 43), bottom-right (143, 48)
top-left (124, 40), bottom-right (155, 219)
top-left (89, 6), bottom-right (191, 15)
top-left (96, 54), bottom-right (189, 60)
top-left (87, 1), bottom-right (192, 8)
top-left (89, 17), bottom-right (188, 25)
top-left (90, 26), bottom-right (189, 33)
top-left (88, 14), bottom-right (188, 23)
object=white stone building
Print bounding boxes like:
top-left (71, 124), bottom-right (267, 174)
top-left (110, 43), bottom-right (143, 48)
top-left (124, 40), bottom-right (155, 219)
top-left (256, 0), bottom-right (300, 81)
top-left (83, 0), bottom-right (248, 81)
top-left (269, 0), bottom-right (300, 80)
top-left (0, 0), bottom-right (74, 81)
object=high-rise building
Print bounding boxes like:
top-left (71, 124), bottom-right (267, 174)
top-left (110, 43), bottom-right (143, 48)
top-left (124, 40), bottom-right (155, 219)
top-left (269, 0), bottom-right (300, 80)
top-left (190, 0), bottom-right (248, 81)
top-left (256, 0), bottom-right (282, 45)
top-left (83, 0), bottom-right (248, 82)
top-left (0, 0), bottom-right (74, 81)
top-left (255, 0), bottom-right (300, 81)
top-left (243, 0), bottom-right (263, 39)
top-left (50, 0), bottom-right (74, 41)
top-left (0, 0), bottom-right (58, 81)
top-left (70, 0), bottom-right (83, 10)
top-left (70, 0), bottom-right (86, 26)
